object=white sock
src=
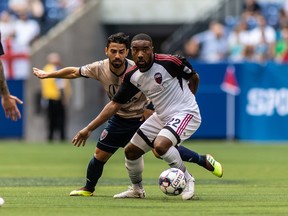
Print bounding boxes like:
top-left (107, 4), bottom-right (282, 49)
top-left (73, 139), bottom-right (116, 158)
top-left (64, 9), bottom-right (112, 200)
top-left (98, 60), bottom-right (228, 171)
top-left (125, 156), bottom-right (144, 189)
top-left (160, 146), bottom-right (187, 173)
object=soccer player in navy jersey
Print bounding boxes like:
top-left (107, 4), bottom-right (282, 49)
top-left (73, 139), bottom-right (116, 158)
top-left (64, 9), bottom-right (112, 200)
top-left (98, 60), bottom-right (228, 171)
top-left (0, 33), bottom-right (23, 121)
top-left (72, 33), bottom-right (223, 200)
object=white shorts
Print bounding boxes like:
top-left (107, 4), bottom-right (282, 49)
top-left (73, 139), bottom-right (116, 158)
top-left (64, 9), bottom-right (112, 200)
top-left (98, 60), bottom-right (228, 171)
top-left (130, 111), bottom-right (201, 153)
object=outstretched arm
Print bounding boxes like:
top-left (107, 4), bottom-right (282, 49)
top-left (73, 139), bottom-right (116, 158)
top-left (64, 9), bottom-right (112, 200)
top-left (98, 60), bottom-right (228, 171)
top-left (0, 60), bottom-right (23, 121)
top-left (33, 67), bottom-right (81, 79)
top-left (72, 101), bottom-right (122, 147)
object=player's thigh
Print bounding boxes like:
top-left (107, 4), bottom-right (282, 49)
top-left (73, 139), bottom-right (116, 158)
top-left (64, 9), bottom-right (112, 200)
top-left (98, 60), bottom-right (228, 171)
top-left (159, 112), bottom-right (201, 146)
top-left (97, 115), bottom-right (142, 153)
top-left (130, 113), bottom-right (163, 152)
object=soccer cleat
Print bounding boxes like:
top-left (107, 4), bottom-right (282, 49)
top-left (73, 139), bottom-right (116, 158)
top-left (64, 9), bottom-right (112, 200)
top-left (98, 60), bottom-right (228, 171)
top-left (113, 186), bottom-right (146, 199)
top-left (206, 154), bottom-right (223, 178)
top-left (181, 176), bottom-right (195, 200)
top-left (69, 187), bottom-right (94, 196)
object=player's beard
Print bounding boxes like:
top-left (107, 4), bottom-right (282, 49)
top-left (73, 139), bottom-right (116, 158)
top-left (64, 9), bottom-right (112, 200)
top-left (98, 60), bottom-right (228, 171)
top-left (111, 59), bottom-right (124, 68)
top-left (136, 56), bottom-right (153, 71)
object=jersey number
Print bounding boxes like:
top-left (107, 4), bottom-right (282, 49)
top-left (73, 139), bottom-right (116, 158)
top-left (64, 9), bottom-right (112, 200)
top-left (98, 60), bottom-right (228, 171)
top-left (166, 118), bottom-right (181, 128)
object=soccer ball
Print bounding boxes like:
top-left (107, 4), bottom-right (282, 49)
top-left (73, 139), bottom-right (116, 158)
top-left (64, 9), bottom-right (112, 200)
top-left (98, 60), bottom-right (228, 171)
top-left (159, 168), bottom-right (186, 196)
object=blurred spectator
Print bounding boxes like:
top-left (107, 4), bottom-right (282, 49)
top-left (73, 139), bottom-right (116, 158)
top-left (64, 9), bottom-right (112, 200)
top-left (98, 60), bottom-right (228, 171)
top-left (14, 9), bottom-right (40, 46)
top-left (275, 25), bottom-right (288, 63)
top-left (242, 45), bottom-right (255, 62)
top-left (241, 0), bottom-right (261, 30)
top-left (284, 0), bottom-right (288, 15)
top-left (0, 9), bottom-right (33, 80)
top-left (278, 8), bottom-right (288, 29)
top-left (0, 10), bottom-right (15, 41)
top-left (191, 21), bottom-right (228, 62)
top-left (253, 31), bottom-right (270, 62)
top-left (227, 20), bottom-right (250, 62)
top-left (6, 0), bottom-right (84, 35)
top-left (242, 0), bottom-right (261, 15)
top-left (8, 0), bottom-right (44, 20)
top-left (183, 38), bottom-right (199, 60)
top-left (29, 0), bottom-right (45, 22)
top-left (8, 0), bottom-right (27, 15)
top-left (40, 52), bottom-right (71, 142)
top-left (249, 14), bottom-right (276, 62)
top-left (1, 8), bottom-right (40, 80)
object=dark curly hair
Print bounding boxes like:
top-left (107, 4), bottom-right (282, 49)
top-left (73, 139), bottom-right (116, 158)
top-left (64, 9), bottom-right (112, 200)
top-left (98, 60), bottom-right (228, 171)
top-left (107, 32), bottom-right (130, 49)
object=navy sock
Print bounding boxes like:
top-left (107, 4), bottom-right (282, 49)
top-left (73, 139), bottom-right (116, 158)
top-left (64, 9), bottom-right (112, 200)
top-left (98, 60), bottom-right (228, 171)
top-left (177, 145), bottom-right (206, 167)
top-left (84, 157), bottom-right (105, 192)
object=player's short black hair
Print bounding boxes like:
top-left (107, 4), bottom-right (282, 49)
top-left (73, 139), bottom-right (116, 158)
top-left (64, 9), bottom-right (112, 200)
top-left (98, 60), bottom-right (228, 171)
top-left (107, 32), bottom-right (130, 49)
top-left (131, 33), bottom-right (153, 44)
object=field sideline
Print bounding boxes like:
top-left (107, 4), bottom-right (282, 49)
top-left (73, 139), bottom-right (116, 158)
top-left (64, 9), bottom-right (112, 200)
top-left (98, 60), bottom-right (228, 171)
top-left (0, 140), bottom-right (287, 216)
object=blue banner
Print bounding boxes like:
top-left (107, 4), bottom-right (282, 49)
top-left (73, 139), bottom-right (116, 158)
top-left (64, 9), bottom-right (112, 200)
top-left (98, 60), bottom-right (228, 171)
top-left (236, 62), bottom-right (288, 141)
top-left (190, 61), bottom-right (288, 141)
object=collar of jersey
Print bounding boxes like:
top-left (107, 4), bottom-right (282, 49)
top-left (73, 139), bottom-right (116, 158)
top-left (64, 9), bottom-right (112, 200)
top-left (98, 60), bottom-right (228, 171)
top-left (110, 60), bottom-right (128, 77)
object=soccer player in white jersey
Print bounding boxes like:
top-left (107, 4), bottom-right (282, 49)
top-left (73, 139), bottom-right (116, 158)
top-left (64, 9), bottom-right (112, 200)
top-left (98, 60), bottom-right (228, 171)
top-left (71, 33), bottom-right (223, 200)
top-left (33, 33), bottom-right (223, 198)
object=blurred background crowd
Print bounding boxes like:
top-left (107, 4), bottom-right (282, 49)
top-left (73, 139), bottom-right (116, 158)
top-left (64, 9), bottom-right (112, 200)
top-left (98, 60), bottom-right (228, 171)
top-left (0, 0), bottom-right (85, 80)
top-left (183, 0), bottom-right (288, 63)
top-left (1, 0), bottom-right (288, 67)
top-left (0, 0), bottom-right (84, 38)
top-left (1, 0), bottom-right (288, 73)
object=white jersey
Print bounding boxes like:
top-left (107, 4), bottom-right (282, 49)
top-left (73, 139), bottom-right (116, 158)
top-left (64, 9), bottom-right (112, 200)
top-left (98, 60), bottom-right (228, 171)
top-left (113, 54), bottom-right (201, 122)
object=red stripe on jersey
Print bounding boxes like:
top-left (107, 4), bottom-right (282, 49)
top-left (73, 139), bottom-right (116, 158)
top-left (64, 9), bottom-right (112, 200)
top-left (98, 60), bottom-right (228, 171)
top-left (176, 114), bottom-right (193, 135)
top-left (156, 54), bottom-right (182, 65)
top-left (122, 64), bottom-right (137, 80)
top-left (155, 54), bottom-right (182, 66)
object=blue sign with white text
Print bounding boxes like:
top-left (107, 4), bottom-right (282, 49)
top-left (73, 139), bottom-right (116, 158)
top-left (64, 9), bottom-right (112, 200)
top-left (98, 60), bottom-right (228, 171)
top-left (236, 62), bottom-right (288, 141)
top-left (189, 61), bottom-right (288, 141)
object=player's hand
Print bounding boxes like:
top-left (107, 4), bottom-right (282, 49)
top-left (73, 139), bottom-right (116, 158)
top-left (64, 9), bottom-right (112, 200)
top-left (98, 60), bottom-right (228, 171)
top-left (1, 95), bottom-right (23, 121)
top-left (140, 108), bottom-right (154, 121)
top-left (33, 67), bottom-right (48, 79)
top-left (72, 127), bottom-right (92, 147)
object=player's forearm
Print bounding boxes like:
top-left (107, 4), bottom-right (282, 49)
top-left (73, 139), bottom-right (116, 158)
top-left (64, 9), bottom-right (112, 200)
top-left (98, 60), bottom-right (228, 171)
top-left (46, 67), bottom-right (80, 79)
top-left (0, 61), bottom-right (10, 96)
top-left (86, 101), bottom-right (122, 131)
top-left (188, 73), bottom-right (200, 95)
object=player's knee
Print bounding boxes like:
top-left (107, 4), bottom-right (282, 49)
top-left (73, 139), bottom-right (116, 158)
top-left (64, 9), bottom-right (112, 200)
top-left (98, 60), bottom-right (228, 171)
top-left (125, 144), bottom-right (144, 160)
top-left (94, 148), bottom-right (113, 162)
top-left (154, 137), bottom-right (173, 156)
top-left (154, 145), bottom-right (167, 156)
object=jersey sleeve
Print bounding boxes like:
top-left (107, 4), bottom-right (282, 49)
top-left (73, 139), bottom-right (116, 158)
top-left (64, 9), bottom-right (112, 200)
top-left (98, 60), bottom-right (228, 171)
top-left (112, 72), bottom-right (140, 104)
top-left (174, 55), bottom-right (196, 80)
top-left (79, 61), bottom-right (104, 80)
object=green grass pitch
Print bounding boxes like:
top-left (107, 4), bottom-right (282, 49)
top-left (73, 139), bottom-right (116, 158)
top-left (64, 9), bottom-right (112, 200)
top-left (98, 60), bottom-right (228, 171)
top-left (0, 140), bottom-right (287, 216)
